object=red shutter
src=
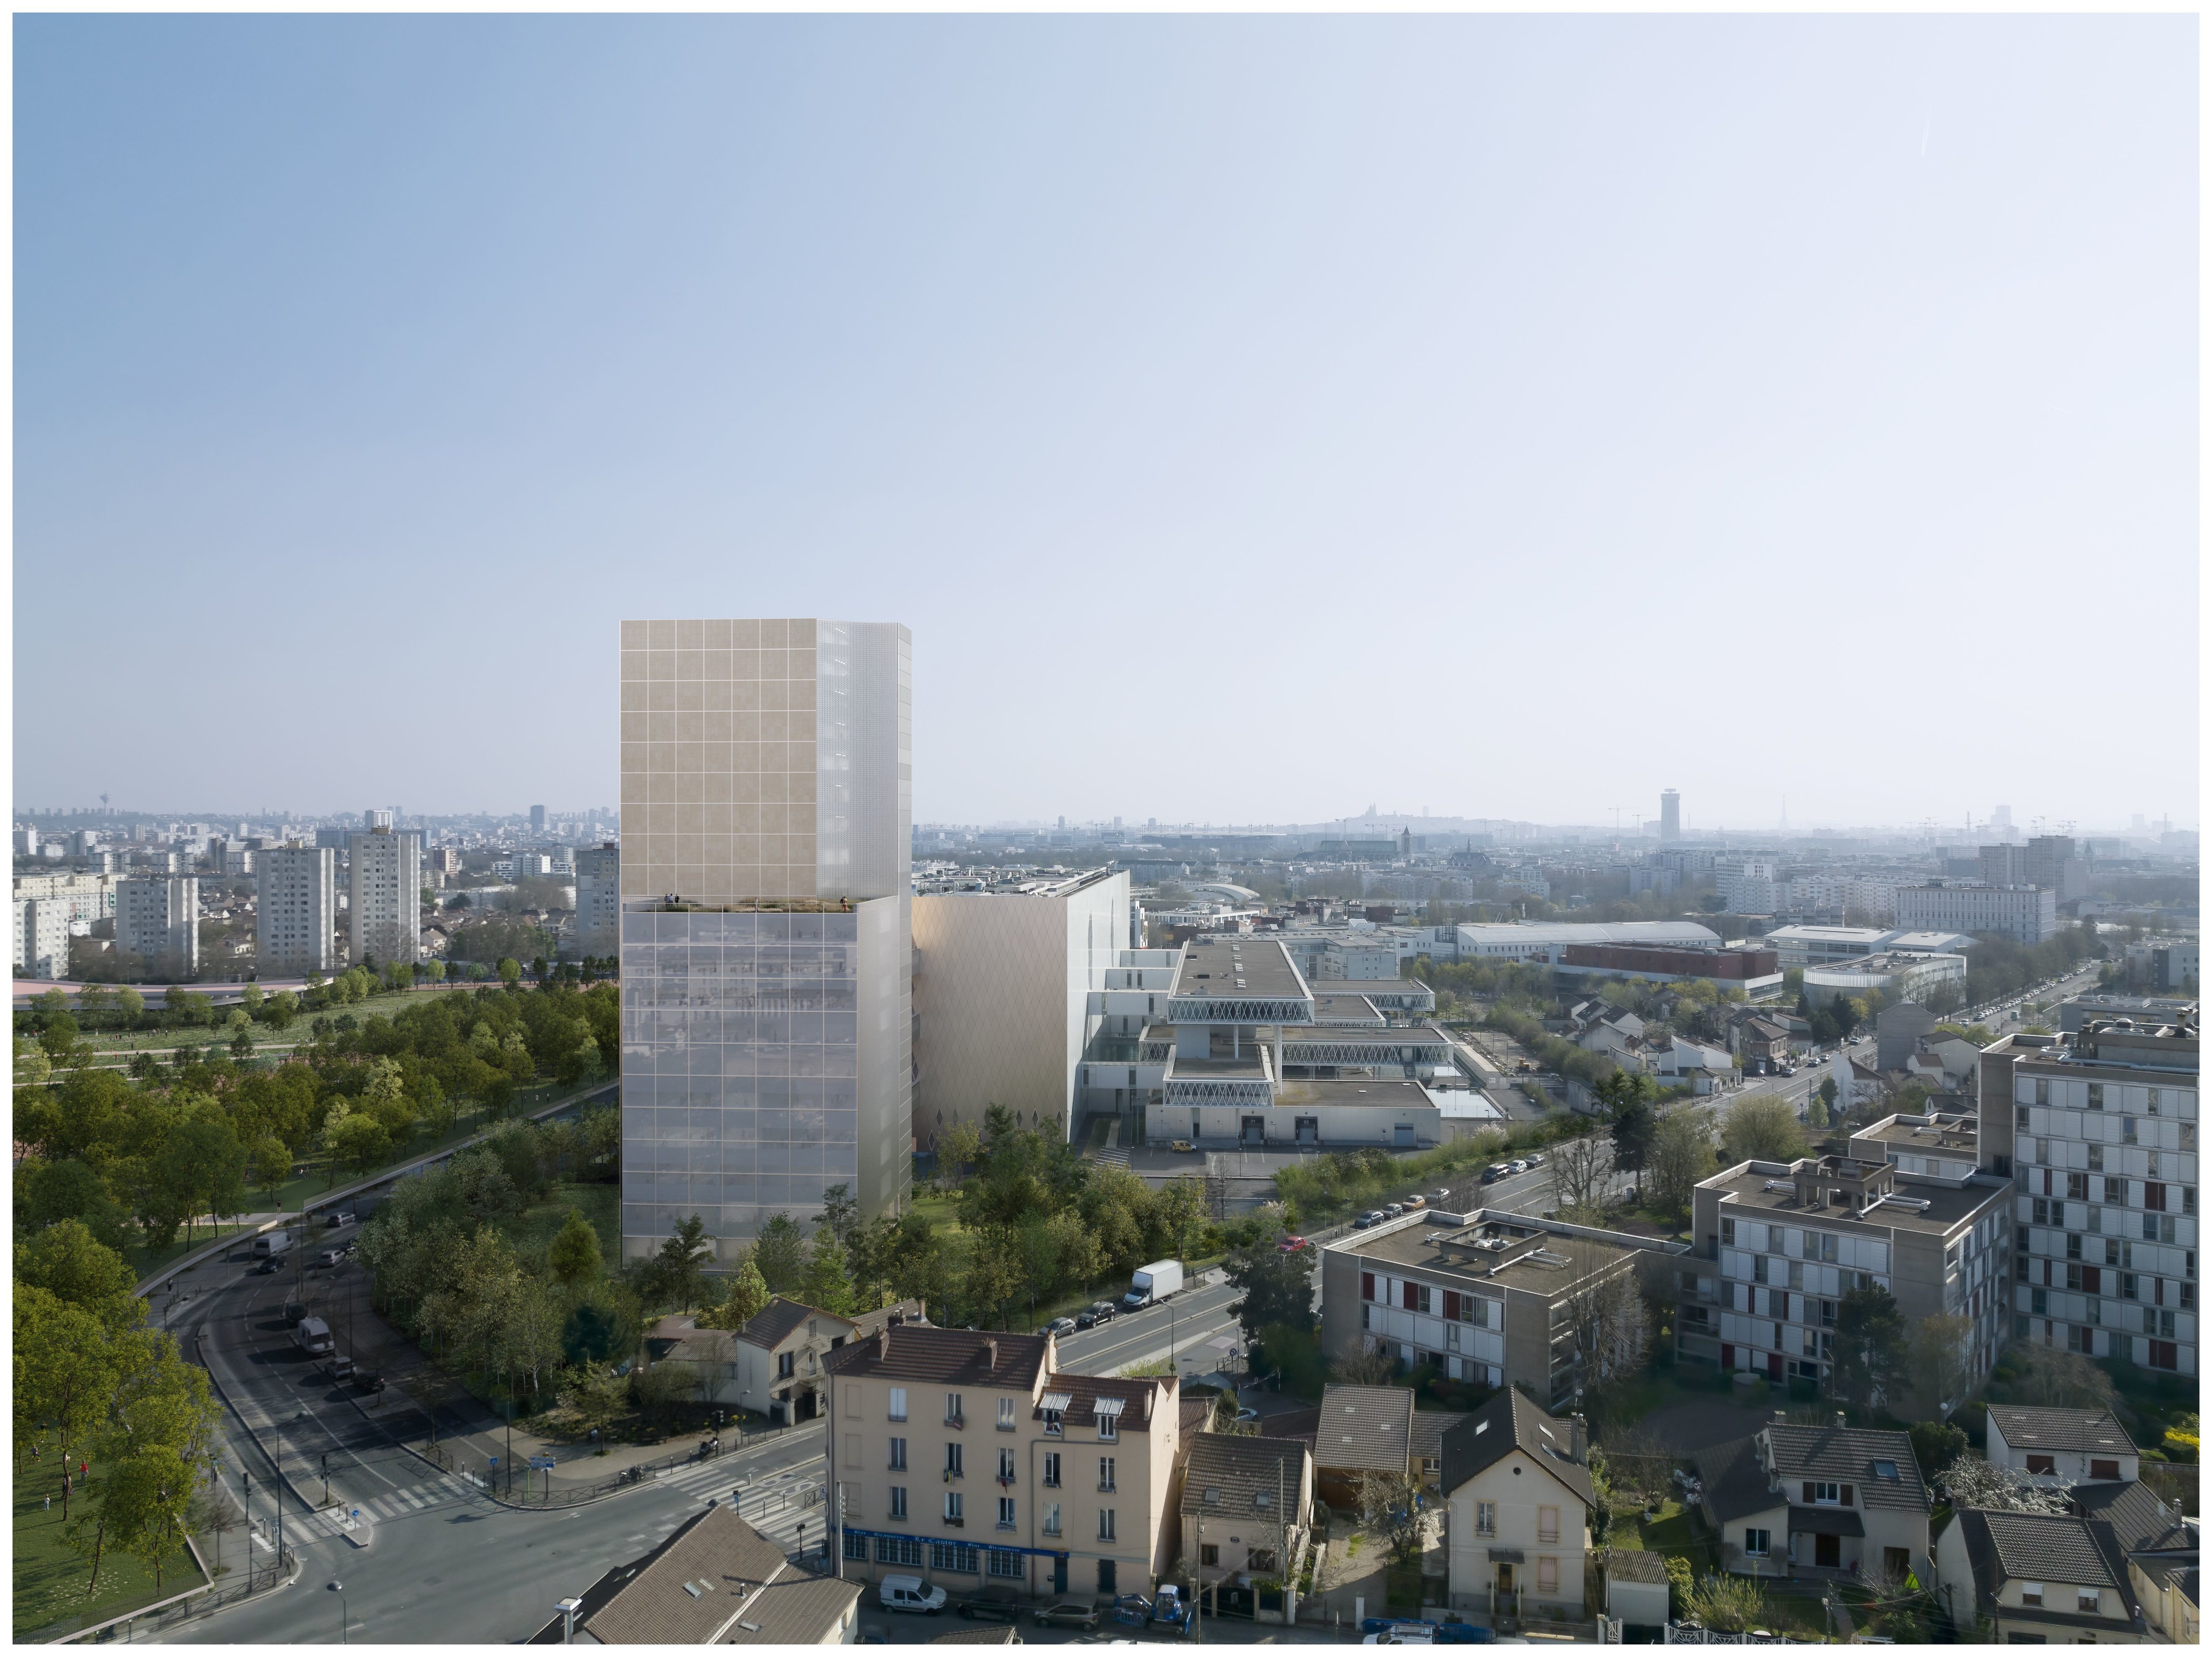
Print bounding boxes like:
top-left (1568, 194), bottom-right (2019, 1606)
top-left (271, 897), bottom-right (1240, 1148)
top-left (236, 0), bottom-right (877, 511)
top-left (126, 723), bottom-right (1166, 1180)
top-left (1402, 1281), bottom-right (1417, 1310)
top-left (1361, 1272), bottom-right (1375, 1302)
top-left (1443, 1291), bottom-right (1460, 1322)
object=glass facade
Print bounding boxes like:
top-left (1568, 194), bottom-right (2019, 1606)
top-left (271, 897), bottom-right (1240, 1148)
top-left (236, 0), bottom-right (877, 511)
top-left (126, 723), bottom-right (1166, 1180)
top-left (621, 905), bottom-right (862, 1243)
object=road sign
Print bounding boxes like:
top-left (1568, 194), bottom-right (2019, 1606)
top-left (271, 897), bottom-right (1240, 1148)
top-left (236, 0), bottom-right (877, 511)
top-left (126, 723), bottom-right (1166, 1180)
top-left (530, 1456), bottom-right (557, 1470)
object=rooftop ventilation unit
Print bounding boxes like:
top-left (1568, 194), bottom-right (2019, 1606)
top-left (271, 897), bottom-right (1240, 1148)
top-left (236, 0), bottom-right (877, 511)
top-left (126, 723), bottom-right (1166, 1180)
top-left (1763, 1180), bottom-right (1795, 1194)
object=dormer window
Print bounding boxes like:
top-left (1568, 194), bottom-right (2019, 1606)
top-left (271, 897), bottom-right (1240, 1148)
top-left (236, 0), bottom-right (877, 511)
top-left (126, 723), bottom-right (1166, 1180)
top-left (1096, 1396), bottom-right (1125, 1441)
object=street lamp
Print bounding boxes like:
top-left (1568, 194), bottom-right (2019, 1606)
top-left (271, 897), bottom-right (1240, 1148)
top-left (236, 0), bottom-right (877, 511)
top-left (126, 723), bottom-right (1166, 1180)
top-left (328, 1579), bottom-right (348, 1644)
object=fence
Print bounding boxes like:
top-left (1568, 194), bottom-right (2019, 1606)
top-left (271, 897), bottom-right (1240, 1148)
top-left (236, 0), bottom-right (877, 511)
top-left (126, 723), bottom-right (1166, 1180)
top-left (1663, 1626), bottom-right (1813, 1645)
top-left (416, 1436), bottom-right (739, 1510)
top-left (32, 1544), bottom-right (300, 1644)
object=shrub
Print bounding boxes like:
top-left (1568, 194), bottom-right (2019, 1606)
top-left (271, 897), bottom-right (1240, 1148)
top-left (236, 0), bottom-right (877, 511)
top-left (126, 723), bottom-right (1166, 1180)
top-left (1685, 1573), bottom-right (1766, 1632)
top-left (1663, 1555), bottom-right (1694, 1618)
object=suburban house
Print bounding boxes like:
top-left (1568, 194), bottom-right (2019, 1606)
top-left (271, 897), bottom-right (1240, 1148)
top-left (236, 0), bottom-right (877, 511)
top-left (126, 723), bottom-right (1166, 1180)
top-left (526, 1502), bottom-right (861, 1644)
top-left (660, 1297), bottom-right (926, 1423)
top-left (1311, 1384), bottom-right (1413, 1507)
top-left (1986, 1406), bottom-right (2141, 1486)
top-left (1695, 1415), bottom-right (1930, 1580)
top-left (1176, 1431), bottom-right (1316, 1625)
top-left (1439, 1386), bottom-right (1596, 1620)
top-left (1733, 1014), bottom-right (1793, 1073)
top-left (2074, 1482), bottom-right (2204, 1644)
top-left (1933, 1507), bottom-right (2154, 1642)
top-left (825, 1324), bottom-right (1182, 1603)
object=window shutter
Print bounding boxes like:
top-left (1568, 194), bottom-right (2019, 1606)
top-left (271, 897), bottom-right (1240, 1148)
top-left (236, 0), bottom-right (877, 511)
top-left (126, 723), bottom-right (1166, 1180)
top-left (1802, 1481), bottom-right (1815, 1503)
top-left (1840, 1484), bottom-right (1853, 1505)
top-left (1444, 1291), bottom-right (1460, 1322)
top-left (1362, 1272), bottom-right (1375, 1302)
top-left (1403, 1281), bottom-right (1417, 1310)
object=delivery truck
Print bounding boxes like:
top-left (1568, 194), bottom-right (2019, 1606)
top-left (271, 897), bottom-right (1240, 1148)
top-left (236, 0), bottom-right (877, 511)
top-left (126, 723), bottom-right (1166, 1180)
top-left (293, 1316), bottom-right (334, 1357)
top-left (1122, 1259), bottom-right (1184, 1311)
top-left (253, 1229), bottom-right (295, 1258)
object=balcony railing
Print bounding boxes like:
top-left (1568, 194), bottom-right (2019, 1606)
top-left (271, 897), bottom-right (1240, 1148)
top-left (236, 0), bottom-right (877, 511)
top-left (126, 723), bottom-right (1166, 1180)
top-left (997, 1476), bottom-right (1017, 1488)
top-left (1099, 1481), bottom-right (1117, 1493)
top-left (945, 1415), bottom-right (964, 1430)
top-left (943, 1516), bottom-right (964, 1529)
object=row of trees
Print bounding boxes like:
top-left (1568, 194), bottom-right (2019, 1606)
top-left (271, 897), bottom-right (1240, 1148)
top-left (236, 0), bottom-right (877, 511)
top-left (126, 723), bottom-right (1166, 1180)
top-left (14, 1222), bottom-right (224, 1596)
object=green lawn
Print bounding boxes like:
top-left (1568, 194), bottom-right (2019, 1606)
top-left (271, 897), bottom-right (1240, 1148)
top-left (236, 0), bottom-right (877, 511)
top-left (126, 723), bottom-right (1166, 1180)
top-left (13, 1446), bottom-right (205, 1641)
top-left (127, 1221), bottom-right (261, 1284)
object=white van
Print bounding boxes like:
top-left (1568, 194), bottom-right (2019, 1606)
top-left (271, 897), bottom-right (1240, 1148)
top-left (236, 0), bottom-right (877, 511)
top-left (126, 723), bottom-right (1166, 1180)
top-left (878, 1576), bottom-right (947, 1615)
top-left (253, 1229), bottom-right (294, 1258)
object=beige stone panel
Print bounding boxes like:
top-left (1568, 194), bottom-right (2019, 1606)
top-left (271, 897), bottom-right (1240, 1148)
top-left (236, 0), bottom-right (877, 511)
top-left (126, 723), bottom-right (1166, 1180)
top-left (732, 804), bottom-right (760, 834)
top-left (648, 772), bottom-right (675, 805)
top-left (706, 649), bottom-right (732, 679)
top-left (649, 712), bottom-right (675, 743)
top-left (676, 740), bottom-right (703, 772)
top-left (649, 680), bottom-right (676, 713)
top-left (733, 679), bottom-right (761, 712)
top-left (621, 621), bottom-right (648, 650)
top-left (735, 834), bottom-right (762, 864)
top-left (704, 618), bottom-right (732, 649)
top-left (647, 741), bottom-right (674, 773)
top-left (677, 677), bottom-right (703, 712)
top-left (760, 770), bottom-right (787, 805)
top-left (676, 710), bottom-right (704, 743)
top-left (620, 669), bottom-right (645, 702)
top-left (733, 619), bottom-right (761, 648)
top-left (676, 803), bottom-right (703, 835)
top-left (732, 767), bottom-right (760, 805)
top-left (676, 620), bottom-right (703, 649)
top-left (791, 676), bottom-right (817, 713)
top-left (791, 802), bottom-right (817, 835)
top-left (703, 710), bottom-right (731, 743)
top-left (621, 713), bottom-right (647, 743)
top-left (648, 620), bottom-right (674, 649)
top-left (645, 804), bottom-right (672, 835)
top-left (733, 712), bottom-right (760, 743)
top-left (760, 803), bottom-right (787, 835)
top-left (676, 773), bottom-right (703, 805)
top-left (678, 648), bottom-right (703, 680)
top-left (649, 648), bottom-right (676, 679)
top-left (703, 802), bottom-right (732, 835)
top-left (792, 738), bottom-right (817, 771)
top-left (620, 741), bottom-right (645, 775)
top-left (762, 619), bottom-right (788, 648)
top-left (705, 680), bottom-right (731, 712)
top-left (706, 759), bottom-right (733, 802)
top-left (791, 619), bottom-right (816, 646)
top-left (677, 833), bottom-right (703, 864)
top-left (733, 648), bottom-right (761, 680)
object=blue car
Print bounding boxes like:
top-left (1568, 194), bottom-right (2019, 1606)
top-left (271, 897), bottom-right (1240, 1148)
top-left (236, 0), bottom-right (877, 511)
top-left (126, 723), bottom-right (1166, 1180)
top-left (1434, 1624), bottom-right (1497, 1644)
top-left (1363, 1619), bottom-right (1437, 1636)
top-left (1110, 1595), bottom-right (1152, 1628)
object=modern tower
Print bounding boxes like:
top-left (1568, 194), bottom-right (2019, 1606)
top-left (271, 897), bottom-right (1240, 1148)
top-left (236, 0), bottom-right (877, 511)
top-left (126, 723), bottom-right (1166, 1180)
top-left (257, 844), bottom-right (336, 974)
top-left (531, 804), bottom-right (548, 834)
top-left (617, 618), bottom-right (913, 1263)
top-left (115, 876), bottom-right (199, 980)
top-left (1660, 789), bottom-right (1681, 842)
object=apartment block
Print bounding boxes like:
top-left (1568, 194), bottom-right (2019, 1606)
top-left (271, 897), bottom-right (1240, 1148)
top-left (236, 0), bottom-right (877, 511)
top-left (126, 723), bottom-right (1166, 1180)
top-left (256, 844), bottom-right (336, 975)
top-left (911, 866), bottom-right (1131, 1144)
top-left (573, 843), bottom-right (620, 959)
top-left (1892, 882), bottom-right (2058, 945)
top-left (826, 1325), bottom-right (1179, 1603)
top-left (347, 822), bottom-right (421, 967)
top-left (617, 618), bottom-right (912, 1262)
top-left (13, 871), bottom-right (118, 927)
top-left (115, 875), bottom-right (200, 979)
top-left (1994, 1011), bottom-right (2198, 1377)
top-left (1676, 1141), bottom-right (2011, 1411)
top-left (1322, 1210), bottom-right (1683, 1412)
top-left (15, 898), bottom-right (71, 980)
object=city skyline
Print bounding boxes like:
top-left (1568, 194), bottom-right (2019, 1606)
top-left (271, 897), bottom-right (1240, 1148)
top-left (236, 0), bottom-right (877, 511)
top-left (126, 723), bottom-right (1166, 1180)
top-left (13, 15), bottom-right (2196, 827)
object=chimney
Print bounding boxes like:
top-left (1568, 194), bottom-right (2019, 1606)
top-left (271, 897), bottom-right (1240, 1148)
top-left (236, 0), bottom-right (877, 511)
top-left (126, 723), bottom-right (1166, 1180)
top-left (1772, 1409), bottom-right (1787, 1426)
top-left (985, 1338), bottom-right (998, 1373)
top-left (1835, 1411), bottom-right (1847, 1430)
top-left (876, 1327), bottom-right (889, 1361)
top-left (1569, 1412), bottom-right (1588, 1464)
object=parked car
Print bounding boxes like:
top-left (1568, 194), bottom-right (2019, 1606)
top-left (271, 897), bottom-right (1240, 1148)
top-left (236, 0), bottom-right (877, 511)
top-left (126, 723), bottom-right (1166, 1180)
top-left (1480, 1165), bottom-right (1508, 1184)
top-left (1435, 1624), bottom-right (1498, 1644)
top-left (1401, 1194), bottom-right (1426, 1210)
top-left (878, 1576), bottom-right (947, 1615)
top-left (1041, 1316), bottom-right (1077, 1337)
top-left (1152, 1586), bottom-right (1189, 1629)
top-left (1365, 1619), bottom-right (1439, 1636)
top-left (1276, 1235), bottom-right (1310, 1253)
top-left (1384, 1203), bottom-right (1405, 1218)
top-left (1353, 1210), bottom-right (1386, 1228)
top-left (328, 1354), bottom-right (356, 1384)
top-left (1428, 1189), bottom-right (1452, 1204)
top-left (1109, 1595), bottom-right (1152, 1628)
top-left (1508, 1159), bottom-right (1528, 1175)
top-left (1524, 1153), bottom-right (1545, 1169)
top-left (1079, 1300), bottom-right (1117, 1327)
top-left (1034, 1600), bottom-right (1101, 1630)
top-left (958, 1589), bottom-right (1025, 1623)
top-left (1170, 1139), bottom-right (1197, 1153)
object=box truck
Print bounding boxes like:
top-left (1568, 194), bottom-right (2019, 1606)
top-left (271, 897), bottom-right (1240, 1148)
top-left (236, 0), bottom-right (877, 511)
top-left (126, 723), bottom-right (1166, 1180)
top-left (293, 1316), bottom-right (334, 1357)
top-left (1122, 1259), bottom-right (1184, 1311)
top-left (253, 1229), bottom-right (294, 1258)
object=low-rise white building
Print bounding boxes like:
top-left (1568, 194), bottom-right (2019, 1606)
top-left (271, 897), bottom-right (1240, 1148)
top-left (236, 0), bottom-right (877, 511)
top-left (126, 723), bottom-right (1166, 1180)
top-left (1801, 951), bottom-right (1967, 1009)
top-left (1440, 1387), bottom-right (1596, 1618)
top-left (1985, 1406), bottom-right (2139, 1486)
top-left (1452, 920), bottom-right (1720, 965)
top-left (1893, 882), bottom-right (2058, 945)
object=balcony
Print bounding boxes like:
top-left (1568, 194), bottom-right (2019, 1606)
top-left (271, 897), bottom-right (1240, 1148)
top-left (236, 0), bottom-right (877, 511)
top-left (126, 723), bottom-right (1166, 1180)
top-left (945, 1415), bottom-right (964, 1431)
top-left (997, 1476), bottom-right (1018, 1489)
top-left (996, 1521), bottom-right (1018, 1533)
top-left (943, 1516), bottom-right (964, 1529)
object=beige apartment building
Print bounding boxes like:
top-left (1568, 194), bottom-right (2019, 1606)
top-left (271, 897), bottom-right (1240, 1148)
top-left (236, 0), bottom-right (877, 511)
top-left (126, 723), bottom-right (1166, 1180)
top-left (827, 1325), bottom-right (1179, 1603)
top-left (1321, 1210), bottom-right (1682, 1413)
top-left (347, 821), bottom-right (421, 967)
top-left (256, 843), bottom-right (336, 975)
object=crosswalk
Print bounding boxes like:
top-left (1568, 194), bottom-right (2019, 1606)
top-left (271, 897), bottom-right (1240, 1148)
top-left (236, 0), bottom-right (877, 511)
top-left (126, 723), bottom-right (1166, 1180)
top-left (657, 1457), bottom-right (826, 1548)
top-left (286, 1474), bottom-right (473, 1534)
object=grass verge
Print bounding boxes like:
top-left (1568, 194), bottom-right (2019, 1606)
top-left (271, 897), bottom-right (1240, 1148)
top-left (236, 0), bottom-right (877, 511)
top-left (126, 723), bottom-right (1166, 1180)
top-left (13, 1448), bottom-right (205, 1641)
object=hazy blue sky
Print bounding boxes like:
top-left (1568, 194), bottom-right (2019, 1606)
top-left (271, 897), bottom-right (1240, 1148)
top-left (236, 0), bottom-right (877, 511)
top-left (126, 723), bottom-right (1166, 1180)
top-left (15, 15), bottom-right (2197, 831)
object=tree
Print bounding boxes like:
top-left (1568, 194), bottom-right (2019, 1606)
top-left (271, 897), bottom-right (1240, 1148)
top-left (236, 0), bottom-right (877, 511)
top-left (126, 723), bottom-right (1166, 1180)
top-left (648, 1216), bottom-right (714, 1314)
top-left (1332, 1346), bottom-right (1398, 1386)
top-left (799, 1229), bottom-right (858, 1318)
top-left (706, 1253), bottom-right (772, 1330)
top-left (559, 1362), bottom-right (628, 1440)
top-left (1568, 1262), bottom-right (1652, 1408)
top-left (934, 1119), bottom-right (985, 1192)
top-left (248, 1136), bottom-right (292, 1207)
top-left (546, 1210), bottom-right (604, 1290)
top-left (1908, 1419), bottom-right (1967, 1480)
top-left (753, 1215), bottom-right (809, 1295)
top-left (2007, 1345), bottom-right (2121, 1412)
top-left (962, 1233), bottom-right (1025, 1328)
top-left (16, 1220), bottom-right (142, 1327)
top-left (561, 1302), bottom-right (627, 1368)
top-left (1547, 1132), bottom-right (1614, 1220)
top-left (327, 1112), bottom-right (392, 1178)
top-left (1356, 1468), bottom-right (1426, 1565)
top-left (1719, 1093), bottom-right (1807, 1166)
top-left (15, 1289), bottom-right (118, 1511)
top-left (1831, 1285), bottom-right (1908, 1413)
top-left (1645, 1111), bottom-right (1717, 1222)
top-left (1906, 1313), bottom-right (1975, 1417)
top-left (1224, 1244), bottom-right (1316, 1344)
top-left (1939, 1454), bottom-right (2075, 1515)
top-left (498, 958), bottom-right (522, 989)
top-left (1154, 1177), bottom-right (1208, 1266)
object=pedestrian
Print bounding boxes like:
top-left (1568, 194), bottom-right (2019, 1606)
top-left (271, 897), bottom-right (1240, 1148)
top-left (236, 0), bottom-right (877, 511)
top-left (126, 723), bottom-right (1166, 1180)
top-left (44, 1495), bottom-right (50, 1511)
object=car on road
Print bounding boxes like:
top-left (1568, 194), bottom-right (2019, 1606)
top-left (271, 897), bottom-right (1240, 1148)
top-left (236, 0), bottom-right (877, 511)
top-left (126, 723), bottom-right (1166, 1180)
top-left (329, 1354), bottom-right (357, 1384)
top-left (1402, 1194), bottom-right (1426, 1211)
top-left (1524, 1153), bottom-right (1544, 1169)
top-left (1169, 1139), bottom-right (1197, 1153)
top-left (1429, 1189), bottom-right (1452, 1204)
top-left (1353, 1210), bottom-right (1386, 1228)
top-left (1276, 1235), bottom-right (1310, 1253)
top-left (1365, 1633), bottom-right (1434, 1645)
top-left (1109, 1595), bottom-right (1153, 1628)
top-left (316, 1249), bottom-right (346, 1269)
top-left (1078, 1300), bottom-right (1117, 1327)
top-left (1384, 1203), bottom-right (1405, 1218)
top-left (958, 1589), bottom-right (1025, 1623)
top-left (1041, 1316), bottom-right (1078, 1338)
top-left (1508, 1159), bottom-right (1528, 1175)
top-left (1236, 1406), bottom-right (1260, 1423)
top-left (325, 1212), bottom-right (353, 1230)
top-left (879, 1576), bottom-right (947, 1615)
top-left (1034, 1600), bottom-right (1101, 1630)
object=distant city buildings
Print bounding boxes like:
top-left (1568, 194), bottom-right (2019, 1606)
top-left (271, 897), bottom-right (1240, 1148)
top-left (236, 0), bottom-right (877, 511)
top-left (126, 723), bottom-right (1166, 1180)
top-left (347, 818), bottom-right (421, 967)
top-left (256, 844), bottom-right (336, 975)
top-left (115, 875), bottom-right (199, 979)
top-left (1660, 788), bottom-right (1681, 843)
top-left (1893, 882), bottom-right (2059, 945)
top-left (573, 842), bottom-right (620, 958)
